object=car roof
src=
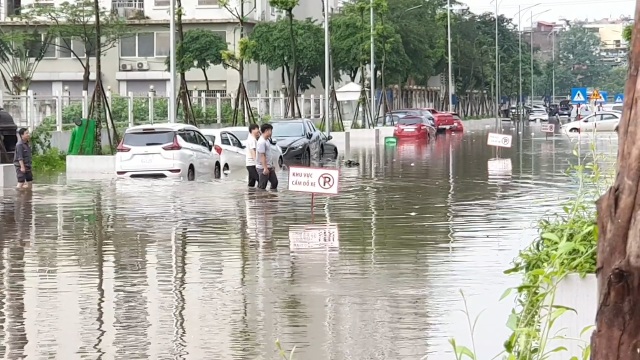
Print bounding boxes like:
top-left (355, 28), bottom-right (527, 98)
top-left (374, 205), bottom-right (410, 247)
top-left (221, 126), bottom-right (250, 132)
top-left (125, 123), bottom-right (198, 133)
top-left (271, 119), bottom-right (309, 123)
top-left (199, 128), bottom-right (222, 135)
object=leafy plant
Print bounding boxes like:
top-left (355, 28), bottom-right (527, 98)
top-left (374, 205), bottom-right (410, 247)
top-left (275, 339), bottom-right (295, 360)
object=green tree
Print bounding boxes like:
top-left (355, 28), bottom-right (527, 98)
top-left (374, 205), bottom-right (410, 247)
top-left (623, 24), bottom-right (632, 43)
top-left (246, 18), bottom-right (324, 92)
top-left (554, 25), bottom-right (608, 93)
top-left (26, 0), bottom-right (129, 91)
top-left (269, 0), bottom-right (301, 117)
top-left (168, 29), bottom-right (227, 91)
top-left (0, 24), bottom-right (53, 94)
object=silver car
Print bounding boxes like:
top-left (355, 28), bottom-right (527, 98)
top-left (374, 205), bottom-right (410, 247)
top-left (222, 126), bottom-right (285, 168)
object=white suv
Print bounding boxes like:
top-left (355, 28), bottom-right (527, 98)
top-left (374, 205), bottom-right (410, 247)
top-left (115, 123), bottom-right (219, 180)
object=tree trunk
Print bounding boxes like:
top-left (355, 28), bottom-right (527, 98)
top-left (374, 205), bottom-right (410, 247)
top-left (287, 10), bottom-right (297, 118)
top-left (93, 0), bottom-right (103, 153)
top-left (203, 69), bottom-right (210, 91)
top-left (592, 3), bottom-right (640, 359)
top-left (83, 57), bottom-right (91, 91)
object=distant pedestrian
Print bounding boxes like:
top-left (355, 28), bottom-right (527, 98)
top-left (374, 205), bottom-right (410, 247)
top-left (256, 123), bottom-right (278, 190)
top-left (14, 128), bottom-right (33, 190)
top-left (245, 124), bottom-right (260, 187)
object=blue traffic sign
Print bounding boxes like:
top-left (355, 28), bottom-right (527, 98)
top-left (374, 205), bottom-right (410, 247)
top-left (597, 91), bottom-right (608, 103)
top-left (615, 94), bottom-right (624, 103)
top-left (571, 87), bottom-right (587, 104)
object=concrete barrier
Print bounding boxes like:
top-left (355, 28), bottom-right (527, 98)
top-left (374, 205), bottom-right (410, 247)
top-left (66, 155), bottom-right (115, 176)
top-left (546, 273), bottom-right (596, 360)
top-left (0, 164), bottom-right (17, 188)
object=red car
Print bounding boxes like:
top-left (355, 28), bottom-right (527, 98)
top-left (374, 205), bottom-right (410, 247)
top-left (450, 113), bottom-right (464, 132)
top-left (421, 108), bottom-right (455, 130)
top-left (393, 116), bottom-right (437, 140)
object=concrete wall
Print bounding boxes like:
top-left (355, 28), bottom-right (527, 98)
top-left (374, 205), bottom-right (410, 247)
top-left (0, 164), bottom-right (17, 188)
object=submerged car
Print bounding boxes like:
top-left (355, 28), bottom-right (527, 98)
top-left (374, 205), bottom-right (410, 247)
top-left (561, 111), bottom-right (622, 134)
top-left (393, 116), bottom-right (437, 140)
top-left (271, 119), bottom-right (322, 164)
top-left (450, 113), bottom-right (464, 132)
top-left (421, 108), bottom-right (455, 130)
top-left (115, 123), bottom-right (217, 180)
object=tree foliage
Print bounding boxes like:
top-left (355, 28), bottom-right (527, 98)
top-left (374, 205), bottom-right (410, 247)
top-left (169, 29), bottom-right (227, 90)
top-left (0, 27), bottom-right (52, 94)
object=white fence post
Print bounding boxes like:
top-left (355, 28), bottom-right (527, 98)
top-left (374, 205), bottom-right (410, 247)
top-left (319, 95), bottom-right (324, 119)
top-left (82, 90), bottom-right (88, 119)
top-left (257, 94), bottom-right (262, 120)
top-left (106, 86), bottom-right (113, 129)
top-left (148, 86), bottom-right (155, 124)
top-left (27, 90), bottom-right (35, 129)
top-left (55, 91), bottom-right (63, 131)
top-left (280, 92), bottom-right (285, 118)
top-left (268, 94), bottom-right (274, 117)
top-left (216, 93), bottom-right (222, 123)
top-left (63, 86), bottom-right (70, 107)
top-left (128, 91), bottom-right (134, 127)
top-left (201, 92), bottom-right (206, 113)
top-left (310, 95), bottom-right (315, 118)
top-left (301, 94), bottom-right (306, 117)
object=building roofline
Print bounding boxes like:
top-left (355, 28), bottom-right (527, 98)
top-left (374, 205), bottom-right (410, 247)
top-left (0, 18), bottom-right (257, 26)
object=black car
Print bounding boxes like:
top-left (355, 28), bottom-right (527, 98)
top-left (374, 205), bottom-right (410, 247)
top-left (320, 132), bottom-right (338, 158)
top-left (271, 119), bottom-right (322, 164)
top-left (558, 100), bottom-right (572, 117)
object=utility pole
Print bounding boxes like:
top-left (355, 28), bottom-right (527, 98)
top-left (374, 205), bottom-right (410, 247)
top-left (168, 0), bottom-right (176, 122)
top-left (530, 10), bottom-right (534, 108)
top-left (324, 0), bottom-right (330, 137)
top-left (495, 0), bottom-right (499, 129)
top-left (447, 0), bottom-right (453, 112)
top-left (370, 0), bottom-right (375, 126)
top-left (552, 30), bottom-right (556, 102)
top-left (519, 5), bottom-right (522, 122)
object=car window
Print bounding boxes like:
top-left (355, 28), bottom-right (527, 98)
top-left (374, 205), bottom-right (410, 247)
top-left (220, 132), bottom-right (232, 146)
top-left (124, 131), bottom-right (174, 147)
top-left (398, 117), bottom-right (422, 125)
top-left (272, 122), bottom-right (305, 137)
top-left (228, 133), bottom-right (243, 148)
top-left (600, 113), bottom-right (618, 121)
top-left (194, 131), bottom-right (209, 148)
top-left (204, 134), bottom-right (216, 144)
top-left (307, 121), bottom-right (317, 132)
top-left (178, 130), bottom-right (197, 144)
top-left (230, 130), bottom-right (249, 141)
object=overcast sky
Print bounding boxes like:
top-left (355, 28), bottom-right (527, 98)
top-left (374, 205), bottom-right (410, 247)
top-left (461, 0), bottom-right (635, 26)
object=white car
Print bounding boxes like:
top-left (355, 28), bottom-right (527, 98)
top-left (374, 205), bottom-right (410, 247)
top-left (199, 128), bottom-right (245, 176)
top-left (221, 126), bottom-right (285, 168)
top-left (115, 123), bottom-right (217, 180)
top-left (561, 111), bottom-right (622, 134)
top-left (529, 109), bottom-right (549, 122)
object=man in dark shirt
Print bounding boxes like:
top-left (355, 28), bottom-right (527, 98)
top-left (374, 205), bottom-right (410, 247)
top-left (14, 128), bottom-right (33, 190)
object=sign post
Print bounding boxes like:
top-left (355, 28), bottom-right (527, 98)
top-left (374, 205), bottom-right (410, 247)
top-left (541, 123), bottom-right (555, 140)
top-left (288, 166), bottom-right (340, 218)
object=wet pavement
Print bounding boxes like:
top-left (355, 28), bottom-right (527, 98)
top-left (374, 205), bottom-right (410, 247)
top-left (0, 120), bottom-right (618, 359)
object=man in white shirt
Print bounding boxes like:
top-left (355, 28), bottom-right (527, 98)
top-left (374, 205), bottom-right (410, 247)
top-left (256, 123), bottom-right (278, 190)
top-left (245, 124), bottom-right (260, 187)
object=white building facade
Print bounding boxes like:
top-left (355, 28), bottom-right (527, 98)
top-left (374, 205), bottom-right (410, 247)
top-left (0, 0), bottom-right (340, 97)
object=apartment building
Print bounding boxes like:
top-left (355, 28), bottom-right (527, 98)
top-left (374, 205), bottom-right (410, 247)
top-left (0, 0), bottom-right (338, 97)
top-left (581, 18), bottom-right (631, 66)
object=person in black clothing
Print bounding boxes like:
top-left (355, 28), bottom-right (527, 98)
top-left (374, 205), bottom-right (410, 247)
top-left (14, 128), bottom-right (33, 190)
top-left (245, 124), bottom-right (260, 187)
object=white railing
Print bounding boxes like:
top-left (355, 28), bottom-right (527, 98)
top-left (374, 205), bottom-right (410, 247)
top-left (3, 90), bottom-right (327, 131)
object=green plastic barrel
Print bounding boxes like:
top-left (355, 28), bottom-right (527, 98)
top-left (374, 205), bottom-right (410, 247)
top-left (385, 136), bottom-right (397, 146)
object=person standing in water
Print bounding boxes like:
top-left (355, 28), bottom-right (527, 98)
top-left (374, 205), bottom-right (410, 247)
top-left (245, 124), bottom-right (260, 187)
top-left (256, 123), bottom-right (278, 190)
top-left (14, 128), bottom-right (33, 190)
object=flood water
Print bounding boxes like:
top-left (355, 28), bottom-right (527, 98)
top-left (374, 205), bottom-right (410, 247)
top-left (0, 121), bottom-right (618, 359)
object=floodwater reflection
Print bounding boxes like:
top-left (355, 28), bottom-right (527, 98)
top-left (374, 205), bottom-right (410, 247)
top-left (0, 121), bottom-right (618, 359)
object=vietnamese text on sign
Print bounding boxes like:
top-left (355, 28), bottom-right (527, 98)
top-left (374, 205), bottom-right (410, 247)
top-left (288, 166), bottom-right (340, 195)
top-left (487, 133), bottom-right (513, 148)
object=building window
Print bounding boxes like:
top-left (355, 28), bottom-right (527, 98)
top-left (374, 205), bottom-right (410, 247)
top-left (27, 34), bottom-right (56, 59)
top-left (154, 0), bottom-right (169, 6)
top-left (58, 37), bottom-right (96, 58)
top-left (615, 40), bottom-right (621, 48)
top-left (120, 32), bottom-right (171, 58)
top-left (198, 0), bottom-right (218, 5)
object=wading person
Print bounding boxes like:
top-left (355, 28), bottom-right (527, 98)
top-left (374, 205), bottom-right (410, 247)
top-left (14, 128), bottom-right (33, 190)
top-left (256, 123), bottom-right (278, 190)
top-left (245, 124), bottom-right (260, 187)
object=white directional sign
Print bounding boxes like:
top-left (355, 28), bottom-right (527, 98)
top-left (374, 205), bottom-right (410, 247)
top-left (289, 224), bottom-right (339, 250)
top-left (288, 166), bottom-right (340, 195)
top-left (487, 133), bottom-right (513, 148)
top-left (541, 124), bottom-right (555, 133)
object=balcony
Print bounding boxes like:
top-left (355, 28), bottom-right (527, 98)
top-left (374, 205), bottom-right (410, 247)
top-left (112, 0), bottom-right (145, 19)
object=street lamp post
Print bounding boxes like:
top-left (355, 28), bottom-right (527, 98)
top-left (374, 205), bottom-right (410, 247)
top-left (370, 0), bottom-right (375, 127)
top-left (516, 3), bottom-right (540, 121)
top-left (447, 0), bottom-right (453, 112)
top-left (168, 0), bottom-right (176, 122)
top-left (494, 0), bottom-right (498, 129)
top-left (324, 0), bottom-right (330, 137)
top-left (551, 30), bottom-right (556, 102)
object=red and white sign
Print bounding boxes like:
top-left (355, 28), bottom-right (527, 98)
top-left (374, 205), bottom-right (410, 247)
top-left (288, 166), bottom-right (339, 195)
top-left (289, 224), bottom-right (339, 250)
top-left (541, 124), bottom-right (555, 133)
top-left (487, 133), bottom-right (513, 148)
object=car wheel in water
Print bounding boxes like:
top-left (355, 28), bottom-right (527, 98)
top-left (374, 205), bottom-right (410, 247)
top-left (320, 146), bottom-right (325, 158)
top-left (278, 156), bottom-right (284, 168)
top-left (333, 148), bottom-right (338, 158)
top-left (302, 149), bottom-right (310, 165)
top-left (569, 128), bottom-right (579, 133)
top-left (223, 164), bottom-right (229, 175)
top-left (214, 162), bottom-right (221, 179)
top-left (187, 166), bottom-right (195, 181)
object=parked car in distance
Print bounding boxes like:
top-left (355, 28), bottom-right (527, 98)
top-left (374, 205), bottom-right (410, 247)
top-left (380, 109), bottom-right (436, 128)
top-left (558, 101), bottom-right (572, 118)
top-left (222, 126), bottom-right (285, 168)
top-left (115, 123), bottom-right (216, 180)
top-left (320, 132), bottom-right (339, 158)
top-left (199, 129), bottom-right (246, 177)
top-left (393, 116), bottom-right (437, 140)
top-left (561, 111), bottom-right (622, 134)
top-left (450, 113), bottom-right (464, 132)
top-left (602, 104), bottom-right (623, 113)
top-left (529, 108), bottom-right (549, 122)
top-left (421, 108), bottom-right (455, 130)
top-left (271, 119), bottom-right (322, 164)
